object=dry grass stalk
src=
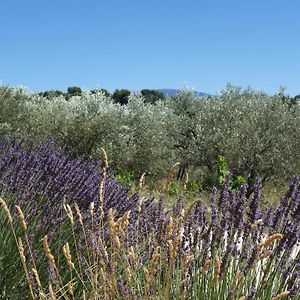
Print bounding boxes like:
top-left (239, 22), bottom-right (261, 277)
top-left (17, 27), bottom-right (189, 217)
top-left (125, 266), bottom-right (132, 283)
top-left (139, 172), bottom-right (146, 191)
top-left (259, 250), bottom-right (272, 259)
top-left (202, 259), bottom-right (212, 275)
top-left (107, 208), bottom-right (121, 250)
top-left (43, 235), bottom-right (57, 271)
top-left (15, 205), bottom-right (28, 231)
top-left (211, 256), bottom-right (221, 288)
top-left (128, 246), bottom-right (138, 262)
top-left (258, 233), bottom-right (284, 249)
top-left (63, 242), bottom-right (75, 269)
top-left (100, 267), bottom-right (107, 295)
top-left (183, 172), bottom-right (189, 191)
top-left (89, 202), bottom-right (95, 217)
top-left (115, 210), bottom-right (131, 240)
top-left (183, 253), bottom-right (190, 270)
top-left (271, 291), bottom-right (290, 300)
top-left (165, 162), bottom-right (180, 194)
top-left (64, 203), bottom-right (74, 225)
top-left (32, 268), bottom-right (42, 289)
top-left (82, 289), bottom-right (86, 300)
top-left (48, 283), bottom-right (57, 300)
top-left (18, 237), bottom-right (27, 264)
top-left (144, 248), bottom-right (160, 295)
top-left (0, 197), bottom-right (13, 223)
top-left (231, 271), bottom-right (243, 289)
top-left (38, 291), bottom-right (47, 300)
top-left (143, 266), bottom-right (150, 294)
top-left (250, 219), bottom-right (263, 231)
top-left (17, 237), bottom-right (35, 299)
top-left (74, 203), bottom-right (83, 226)
top-left (165, 216), bottom-right (173, 240)
top-left (168, 235), bottom-right (181, 266)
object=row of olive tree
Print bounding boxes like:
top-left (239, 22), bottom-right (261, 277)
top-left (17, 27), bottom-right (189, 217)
top-left (39, 86), bottom-right (165, 104)
top-left (0, 84), bottom-right (299, 189)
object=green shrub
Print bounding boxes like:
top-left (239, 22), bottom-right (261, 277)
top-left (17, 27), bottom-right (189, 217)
top-left (1, 84), bottom-right (299, 187)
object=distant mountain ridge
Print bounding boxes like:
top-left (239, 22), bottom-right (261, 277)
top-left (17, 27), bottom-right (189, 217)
top-left (158, 89), bottom-right (209, 97)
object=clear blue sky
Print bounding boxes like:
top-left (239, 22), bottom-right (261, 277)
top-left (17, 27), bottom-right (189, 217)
top-left (0, 0), bottom-right (299, 95)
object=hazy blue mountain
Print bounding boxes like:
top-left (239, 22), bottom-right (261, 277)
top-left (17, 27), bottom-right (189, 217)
top-left (158, 89), bottom-right (209, 97)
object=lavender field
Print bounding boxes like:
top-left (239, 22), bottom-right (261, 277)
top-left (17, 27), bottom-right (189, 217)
top-left (0, 137), bottom-right (300, 299)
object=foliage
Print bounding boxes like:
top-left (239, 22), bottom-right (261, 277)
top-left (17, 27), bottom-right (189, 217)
top-left (67, 86), bottom-right (82, 97)
top-left (217, 155), bottom-right (246, 190)
top-left (141, 89), bottom-right (165, 104)
top-left (0, 84), bottom-right (300, 186)
top-left (169, 85), bottom-right (300, 190)
top-left (168, 180), bottom-right (199, 198)
top-left (115, 166), bottom-right (136, 188)
top-left (112, 89), bottom-right (131, 105)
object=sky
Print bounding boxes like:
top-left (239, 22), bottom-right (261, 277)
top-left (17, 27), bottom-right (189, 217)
top-left (0, 0), bottom-right (299, 96)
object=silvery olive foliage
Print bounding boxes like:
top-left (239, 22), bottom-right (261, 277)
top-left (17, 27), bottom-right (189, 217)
top-left (0, 86), bottom-right (30, 137)
top-left (0, 84), bottom-right (299, 184)
top-left (16, 88), bottom-right (176, 177)
top-left (167, 85), bottom-right (300, 186)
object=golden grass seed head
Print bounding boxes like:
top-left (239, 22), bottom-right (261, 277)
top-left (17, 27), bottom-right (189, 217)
top-left (165, 216), bottom-right (173, 240)
top-left (0, 197), bottom-right (13, 223)
top-left (183, 172), bottom-right (189, 191)
top-left (100, 147), bottom-right (109, 170)
top-left (271, 291), bottom-right (290, 300)
top-left (32, 268), bottom-right (42, 289)
top-left (113, 235), bottom-right (121, 250)
top-left (17, 237), bottom-right (26, 264)
top-left (139, 172), bottom-right (146, 190)
top-left (202, 259), bottom-right (212, 275)
top-left (231, 271), bottom-right (243, 289)
top-left (151, 247), bottom-right (160, 265)
top-left (115, 210), bottom-right (131, 231)
top-left (128, 246), bottom-right (138, 261)
top-left (108, 208), bottom-right (115, 229)
top-left (48, 283), bottom-right (56, 300)
top-left (63, 242), bottom-right (75, 269)
top-left (43, 235), bottom-right (57, 269)
top-left (250, 219), bottom-right (263, 231)
top-left (74, 203), bottom-right (83, 226)
top-left (89, 202), bottom-right (95, 216)
top-left (214, 256), bottom-right (221, 278)
top-left (125, 267), bottom-right (132, 282)
top-left (259, 233), bottom-right (284, 249)
top-left (259, 250), bottom-right (272, 259)
top-left (63, 204), bottom-right (74, 225)
top-left (15, 205), bottom-right (28, 231)
top-left (211, 256), bottom-right (221, 288)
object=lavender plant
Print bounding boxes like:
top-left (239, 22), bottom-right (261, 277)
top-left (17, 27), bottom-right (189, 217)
top-left (1, 159), bottom-right (300, 298)
top-left (0, 140), bottom-right (138, 298)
